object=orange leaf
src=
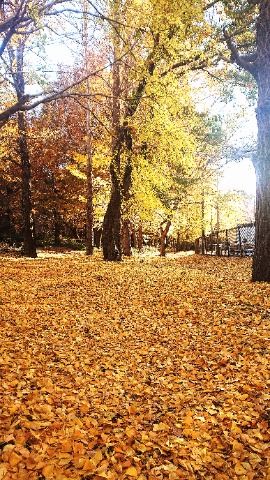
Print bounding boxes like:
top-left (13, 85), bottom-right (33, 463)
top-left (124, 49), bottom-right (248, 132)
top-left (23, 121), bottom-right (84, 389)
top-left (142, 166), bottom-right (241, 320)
top-left (126, 466), bottom-right (138, 477)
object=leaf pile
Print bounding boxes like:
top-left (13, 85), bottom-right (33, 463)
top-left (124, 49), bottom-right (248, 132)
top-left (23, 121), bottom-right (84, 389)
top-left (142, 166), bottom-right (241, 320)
top-left (0, 252), bottom-right (269, 479)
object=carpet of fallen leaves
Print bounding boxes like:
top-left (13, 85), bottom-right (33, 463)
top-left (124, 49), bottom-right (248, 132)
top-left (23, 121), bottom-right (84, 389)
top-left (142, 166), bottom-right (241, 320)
top-left (0, 251), bottom-right (269, 480)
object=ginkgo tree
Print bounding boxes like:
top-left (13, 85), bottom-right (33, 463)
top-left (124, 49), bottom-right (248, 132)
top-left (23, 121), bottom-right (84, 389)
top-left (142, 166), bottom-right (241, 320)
top-left (100, 0), bottom-right (220, 261)
top-left (125, 73), bottom-right (224, 249)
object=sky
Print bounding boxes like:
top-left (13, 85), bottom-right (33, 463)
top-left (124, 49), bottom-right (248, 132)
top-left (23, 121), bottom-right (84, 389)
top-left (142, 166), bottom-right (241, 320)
top-left (217, 91), bottom-right (257, 197)
top-left (220, 158), bottom-right (256, 196)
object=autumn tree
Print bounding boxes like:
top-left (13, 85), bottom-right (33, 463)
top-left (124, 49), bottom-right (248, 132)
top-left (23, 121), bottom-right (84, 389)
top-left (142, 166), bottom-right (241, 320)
top-left (27, 55), bottom-right (111, 245)
top-left (101, 0), bottom-right (217, 261)
top-left (0, 1), bottom-right (109, 255)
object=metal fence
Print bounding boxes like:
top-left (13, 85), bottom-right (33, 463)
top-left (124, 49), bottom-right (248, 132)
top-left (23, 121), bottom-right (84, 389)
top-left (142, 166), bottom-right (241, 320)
top-left (195, 222), bottom-right (255, 257)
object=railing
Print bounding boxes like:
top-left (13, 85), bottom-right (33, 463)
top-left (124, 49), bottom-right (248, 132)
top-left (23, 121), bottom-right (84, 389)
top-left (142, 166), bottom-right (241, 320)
top-left (195, 222), bottom-right (255, 257)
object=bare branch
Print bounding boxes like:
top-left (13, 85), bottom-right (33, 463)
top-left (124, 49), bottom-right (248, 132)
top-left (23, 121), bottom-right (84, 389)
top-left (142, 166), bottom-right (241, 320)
top-left (161, 54), bottom-right (208, 78)
top-left (203, 0), bottom-right (221, 11)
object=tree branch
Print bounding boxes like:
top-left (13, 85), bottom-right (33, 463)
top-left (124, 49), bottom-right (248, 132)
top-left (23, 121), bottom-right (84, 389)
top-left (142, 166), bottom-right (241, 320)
top-left (223, 28), bottom-right (258, 79)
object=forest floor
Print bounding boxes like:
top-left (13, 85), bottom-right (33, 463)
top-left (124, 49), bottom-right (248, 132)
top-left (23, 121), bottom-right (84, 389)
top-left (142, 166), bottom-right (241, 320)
top-left (0, 252), bottom-right (269, 480)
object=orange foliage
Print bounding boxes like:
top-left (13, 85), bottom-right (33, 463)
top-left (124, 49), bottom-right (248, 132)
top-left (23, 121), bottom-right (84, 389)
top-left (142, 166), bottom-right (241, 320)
top-left (0, 253), bottom-right (269, 479)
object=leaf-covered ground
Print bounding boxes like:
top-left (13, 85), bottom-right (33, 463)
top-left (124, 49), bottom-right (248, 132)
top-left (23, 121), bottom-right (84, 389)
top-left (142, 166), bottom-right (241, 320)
top-left (0, 252), bottom-right (269, 480)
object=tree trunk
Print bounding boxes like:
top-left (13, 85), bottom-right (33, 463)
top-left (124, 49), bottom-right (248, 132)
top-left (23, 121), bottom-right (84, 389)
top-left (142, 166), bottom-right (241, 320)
top-left (252, 111), bottom-right (270, 280)
top-left (101, 9), bottom-right (156, 262)
top-left (83, 0), bottom-right (94, 256)
top-left (18, 111), bottom-right (37, 258)
top-left (102, 31), bottom-right (122, 261)
top-left (160, 220), bottom-right (171, 257)
top-left (121, 218), bottom-right (132, 256)
top-left (252, 0), bottom-right (270, 281)
top-left (85, 153), bottom-right (93, 255)
top-left (102, 181), bottom-right (122, 261)
top-left (54, 210), bottom-right (61, 246)
top-left (138, 223), bottom-right (143, 252)
top-left (94, 228), bottom-right (102, 248)
top-left (9, 40), bottom-right (37, 258)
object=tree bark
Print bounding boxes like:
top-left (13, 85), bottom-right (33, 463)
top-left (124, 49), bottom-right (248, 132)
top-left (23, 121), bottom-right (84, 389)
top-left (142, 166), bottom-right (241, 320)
top-left (54, 210), bottom-right (61, 246)
top-left (160, 220), bottom-right (171, 257)
top-left (101, 19), bottom-right (158, 262)
top-left (102, 43), bottom-right (122, 261)
top-left (224, 0), bottom-right (270, 280)
top-left (93, 227), bottom-right (102, 248)
top-left (102, 174), bottom-right (122, 261)
top-left (138, 222), bottom-right (143, 252)
top-left (83, 0), bottom-right (94, 256)
top-left (252, 0), bottom-right (270, 281)
top-left (9, 40), bottom-right (37, 257)
top-left (121, 218), bottom-right (132, 256)
top-left (252, 107), bottom-right (270, 280)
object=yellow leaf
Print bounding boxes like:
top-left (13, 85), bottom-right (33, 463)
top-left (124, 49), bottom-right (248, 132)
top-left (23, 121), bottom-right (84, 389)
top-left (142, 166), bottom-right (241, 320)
top-left (61, 439), bottom-right (73, 452)
top-left (0, 468), bottom-right (7, 480)
top-left (9, 451), bottom-right (21, 466)
top-left (42, 465), bottom-right (54, 478)
top-left (83, 458), bottom-right (94, 471)
top-left (153, 422), bottom-right (170, 432)
top-left (80, 403), bottom-right (90, 413)
top-left (135, 441), bottom-right (147, 453)
top-left (128, 404), bottom-right (137, 414)
top-left (183, 415), bottom-right (194, 426)
top-left (126, 427), bottom-right (137, 438)
top-left (9, 403), bottom-right (20, 414)
top-left (92, 449), bottom-right (103, 466)
top-left (231, 422), bottom-right (242, 435)
top-left (232, 440), bottom-right (243, 452)
top-left (234, 463), bottom-right (246, 475)
top-left (126, 466), bottom-right (138, 477)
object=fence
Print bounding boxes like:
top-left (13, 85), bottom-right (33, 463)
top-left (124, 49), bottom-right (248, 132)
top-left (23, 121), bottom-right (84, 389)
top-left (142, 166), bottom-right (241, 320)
top-left (195, 222), bottom-right (255, 257)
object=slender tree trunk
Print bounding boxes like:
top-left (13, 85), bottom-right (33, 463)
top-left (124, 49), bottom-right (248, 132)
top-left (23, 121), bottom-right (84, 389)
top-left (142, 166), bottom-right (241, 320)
top-left (131, 223), bottom-right (137, 249)
top-left (93, 228), bottom-right (102, 248)
top-left (160, 220), bottom-right (171, 257)
top-left (85, 131), bottom-right (94, 255)
top-left (138, 222), bottom-right (143, 252)
top-left (83, 0), bottom-right (94, 255)
top-left (8, 40), bottom-right (36, 257)
top-left (54, 210), bottom-right (61, 246)
top-left (18, 111), bottom-right (37, 258)
top-left (121, 218), bottom-right (132, 256)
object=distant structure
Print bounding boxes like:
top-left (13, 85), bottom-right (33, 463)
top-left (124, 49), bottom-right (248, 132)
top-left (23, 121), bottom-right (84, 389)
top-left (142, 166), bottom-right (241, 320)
top-left (195, 222), bottom-right (255, 257)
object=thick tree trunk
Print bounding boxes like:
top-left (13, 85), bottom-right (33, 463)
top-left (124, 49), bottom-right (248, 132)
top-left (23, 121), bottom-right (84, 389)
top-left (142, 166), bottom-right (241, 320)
top-left (101, 18), bottom-right (156, 262)
top-left (102, 170), bottom-right (122, 261)
top-left (252, 0), bottom-right (270, 281)
top-left (18, 111), bottom-right (37, 258)
top-left (102, 38), bottom-right (122, 261)
top-left (252, 111), bottom-right (270, 281)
